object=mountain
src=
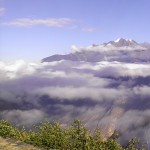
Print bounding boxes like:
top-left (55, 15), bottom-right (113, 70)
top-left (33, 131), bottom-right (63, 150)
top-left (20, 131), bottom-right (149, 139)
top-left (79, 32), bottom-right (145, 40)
top-left (42, 38), bottom-right (150, 63)
top-left (141, 42), bottom-right (150, 49)
top-left (103, 38), bottom-right (139, 47)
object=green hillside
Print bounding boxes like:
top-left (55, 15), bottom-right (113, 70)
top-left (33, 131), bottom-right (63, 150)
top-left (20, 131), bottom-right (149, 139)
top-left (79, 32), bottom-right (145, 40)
top-left (0, 119), bottom-right (146, 150)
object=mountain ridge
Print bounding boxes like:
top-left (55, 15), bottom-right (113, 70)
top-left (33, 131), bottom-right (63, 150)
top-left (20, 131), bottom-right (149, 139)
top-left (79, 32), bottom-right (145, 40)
top-left (42, 38), bottom-right (150, 63)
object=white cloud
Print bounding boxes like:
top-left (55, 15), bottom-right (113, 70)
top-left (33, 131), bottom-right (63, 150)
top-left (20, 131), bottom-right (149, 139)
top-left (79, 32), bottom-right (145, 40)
top-left (74, 61), bottom-right (150, 77)
top-left (1, 18), bottom-right (76, 28)
top-left (2, 109), bottom-right (46, 126)
top-left (71, 45), bottom-right (79, 52)
top-left (1, 17), bottom-right (97, 32)
top-left (133, 86), bottom-right (150, 96)
top-left (0, 60), bottom-right (40, 79)
top-left (0, 59), bottom-right (150, 142)
top-left (0, 8), bottom-right (5, 16)
top-left (70, 43), bottom-right (147, 52)
top-left (35, 86), bottom-right (124, 101)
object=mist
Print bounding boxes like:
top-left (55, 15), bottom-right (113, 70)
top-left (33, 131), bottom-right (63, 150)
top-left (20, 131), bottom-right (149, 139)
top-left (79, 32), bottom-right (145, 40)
top-left (0, 59), bottom-right (150, 144)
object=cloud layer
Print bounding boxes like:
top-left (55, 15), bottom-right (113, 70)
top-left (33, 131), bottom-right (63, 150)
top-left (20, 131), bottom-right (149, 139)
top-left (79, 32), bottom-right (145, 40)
top-left (1, 17), bottom-right (97, 32)
top-left (0, 59), bottom-right (150, 144)
top-left (1, 18), bottom-right (76, 28)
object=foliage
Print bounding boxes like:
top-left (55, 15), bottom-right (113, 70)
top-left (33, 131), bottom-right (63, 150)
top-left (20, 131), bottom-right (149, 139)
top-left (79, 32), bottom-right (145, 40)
top-left (0, 119), bottom-right (146, 150)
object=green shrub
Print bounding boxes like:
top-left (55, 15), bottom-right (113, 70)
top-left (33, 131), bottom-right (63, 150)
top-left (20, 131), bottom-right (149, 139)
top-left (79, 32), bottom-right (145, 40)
top-left (0, 120), bottom-right (20, 138)
top-left (0, 119), bottom-right (146, 150)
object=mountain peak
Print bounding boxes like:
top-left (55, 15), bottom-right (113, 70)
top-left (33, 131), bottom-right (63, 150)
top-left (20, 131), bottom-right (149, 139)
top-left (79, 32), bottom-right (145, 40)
top-left (105, 38), bottom-right (138, 47)
top-left (114, 38), bottom-right (124, 43)
top-left (115, 38), bottom-right (134, 43)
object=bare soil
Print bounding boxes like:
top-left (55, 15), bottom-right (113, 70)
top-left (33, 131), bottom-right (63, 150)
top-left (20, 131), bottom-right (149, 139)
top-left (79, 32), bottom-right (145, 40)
top-left (0, 136), bottom-right (43, 150)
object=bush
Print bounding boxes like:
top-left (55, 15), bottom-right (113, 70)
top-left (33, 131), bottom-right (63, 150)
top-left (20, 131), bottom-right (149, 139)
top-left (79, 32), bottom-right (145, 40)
top-left (0, 119), bottom-right (146, 150)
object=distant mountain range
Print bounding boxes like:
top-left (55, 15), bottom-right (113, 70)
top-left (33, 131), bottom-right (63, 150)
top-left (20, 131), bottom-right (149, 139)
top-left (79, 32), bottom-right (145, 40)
top-left (42, 38), bottom-right (150, 63)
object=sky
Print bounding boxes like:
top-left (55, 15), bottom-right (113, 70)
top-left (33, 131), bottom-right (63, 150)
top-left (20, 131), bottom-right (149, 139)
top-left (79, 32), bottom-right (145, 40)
top-left (0, 0), bottom-right (150, 61)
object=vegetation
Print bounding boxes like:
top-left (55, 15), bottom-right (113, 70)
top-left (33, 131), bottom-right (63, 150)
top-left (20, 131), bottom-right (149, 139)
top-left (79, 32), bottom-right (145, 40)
top-left (0, 119), bottom-right (146, 150)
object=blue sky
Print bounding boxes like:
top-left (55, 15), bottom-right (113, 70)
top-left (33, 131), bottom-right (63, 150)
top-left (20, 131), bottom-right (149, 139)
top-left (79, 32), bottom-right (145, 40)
top-left (0, 0), bottom-right (150, 61)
